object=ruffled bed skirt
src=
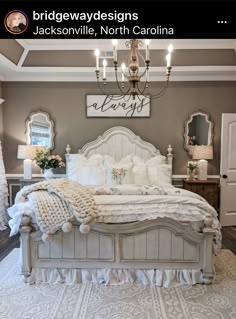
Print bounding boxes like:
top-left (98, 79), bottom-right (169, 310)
top-left (27, 267), bottom-right (206, 288)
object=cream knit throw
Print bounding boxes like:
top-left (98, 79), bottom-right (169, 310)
top-left (16, 179), bottom-right (98, 236)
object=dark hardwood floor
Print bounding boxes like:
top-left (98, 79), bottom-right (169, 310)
top-left (0, 228), bottom-right (20, 262)
top-left (221, 226), bottom-right (236, 255)
top-left (0, 226), bottom-right (235, 262)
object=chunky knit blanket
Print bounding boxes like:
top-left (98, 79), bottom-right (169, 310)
top-left (16, 179), bottom-right (98, 238)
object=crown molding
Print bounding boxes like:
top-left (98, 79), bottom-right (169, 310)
top-left (1, 44), bottom-right (236, 82)
top-left (16, 39), bottom-right (236, 51)
top-left (1, 64), bottom-right (236, 82)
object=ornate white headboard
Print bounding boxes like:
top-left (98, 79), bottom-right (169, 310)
top-left (65, 126), bottom-right (173, 165)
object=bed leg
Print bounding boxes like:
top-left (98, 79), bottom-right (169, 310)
top-left (202, 227), bottom-right (215, 284)
top-left (20, 215), bottom-right (32, 279)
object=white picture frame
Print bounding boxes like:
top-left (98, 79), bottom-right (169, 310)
top-left (86, 95), bottom-right (150, 118)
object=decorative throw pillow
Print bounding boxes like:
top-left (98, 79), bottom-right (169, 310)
top-left (132, 165), bottom-right (149, 185)
top-left (147, 164), bottom-right (172, 185)
top-left (104, 154), bottom-right (133, 165)
top-left (67, 154), bottom-right (105, 184)
top-left (106, 162), bottom-right (133, 185)
top-left (79, 165), bottom-right (107, 185)
top-left (133, 155), bottom-right (166, 166)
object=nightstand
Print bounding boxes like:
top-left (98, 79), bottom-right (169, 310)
top-left (19, 178), bottom-right (44, 189)
top-left (183, 179), bottom-right (219, 210)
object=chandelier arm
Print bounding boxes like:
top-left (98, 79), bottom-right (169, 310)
top-left (137, 50), bottom-right (148, 78)
top-left (146, 80), bottom-right (170, 98)
top-left (149, 85), bottom-right (169, 100)
top-left (96, 79), bottom-right (110, 95)
top-left (115, 68), bottom-right (132, 95)
top-left (136, 80), bottom-right (149, 95)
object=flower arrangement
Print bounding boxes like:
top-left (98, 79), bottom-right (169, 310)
top-left (187, 161), bottom-right (198, 180)
top-left (112, 168), bottom-right (127, 184)
top-left (34, 149), bottom-right (65, 170)
top-left (187, 161), bottom-right (198, 172)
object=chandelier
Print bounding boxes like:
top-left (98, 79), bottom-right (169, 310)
top-left (94, 39), bottom-right (173, 100)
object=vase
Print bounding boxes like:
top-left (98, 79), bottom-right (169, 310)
top-left (189, 171), bottom-right (195, 180)
top-left (43, 168), bottom-right (54, 179)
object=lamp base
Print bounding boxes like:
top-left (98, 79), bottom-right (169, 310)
top-left (197, 159), bottom-right (208, 180)
top-left (23, 159), bottom-right (32, 179)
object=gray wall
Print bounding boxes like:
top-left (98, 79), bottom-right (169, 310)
top-left (2, 81), bottom-right (236, 175)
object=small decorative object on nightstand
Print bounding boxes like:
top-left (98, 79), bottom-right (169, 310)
top-left (183, 179), bottom-right (219, 210)
top-left (19, 178), bottom-right (44, 189)
top-left (187, 161), bottom-right (198, 180)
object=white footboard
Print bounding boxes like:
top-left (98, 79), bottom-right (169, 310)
top-left (20, 217), bottom-right (215, 284)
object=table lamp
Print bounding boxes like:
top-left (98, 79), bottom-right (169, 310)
top-left (192, 145), bottom-right (213, 180)
top-left (17, 145), bottom-right (46, 179)
top-left (17, 145), bottom-right (36, 179)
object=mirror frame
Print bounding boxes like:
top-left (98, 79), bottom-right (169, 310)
top-left (184, 110), bottom-right (214, 158)
top-left (25, 109), bottom-right (55, 150)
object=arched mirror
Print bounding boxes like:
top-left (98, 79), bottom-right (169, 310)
top-left (25, 110), bottom-right (55, 150)
top-left (184, 110), bottom-right (214, 157)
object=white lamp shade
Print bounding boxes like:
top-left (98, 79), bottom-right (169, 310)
top-left (192, 145), bottom-right (213, 180)
top-left (17, 145), bottom-right (35, 160)
top-left (192, 145), bottom-right (213, 160)
top-left (17, 145), bottom-right (46, 160)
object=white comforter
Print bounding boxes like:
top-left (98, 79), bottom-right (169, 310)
top-left (8, 183), bottom-right (219, 235)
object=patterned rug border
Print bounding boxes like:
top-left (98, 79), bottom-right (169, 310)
top-left (0, 248), bottom-right (235, 319)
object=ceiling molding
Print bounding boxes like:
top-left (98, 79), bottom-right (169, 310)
top-left (0, 54), bottom-right (16, 70)
top-left (16, 39), bottom-right (236, 51)
top-left (0, 40), bottom-right (235, 82)
top-left (17, 49), bottom-right (29, 69)
top-left (1, 65), bottom-right (236, 82)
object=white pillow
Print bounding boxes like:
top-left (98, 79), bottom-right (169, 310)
top-left (79, 165), bottom-right (107, 185)
top-left (106, 162), bottom-right (133, 185)
top-left (67, 154), bottom-right (105, 184)
top-left (132, 165), bottom-right (149, 185)
top-left (147, 164), bottom-right (172, 185)
top-left (104, 154), bottom-right (133, 165)
top-left (133, 155), bottom-right (165, 166)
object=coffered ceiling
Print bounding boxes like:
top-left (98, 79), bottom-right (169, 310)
top-left (0, 39), bottom-right (236, 82)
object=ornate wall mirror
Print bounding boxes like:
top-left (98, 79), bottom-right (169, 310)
top-left (25, 110), bottom-right (55, 150)
top-left (184, 110), bottom-right (214, 157)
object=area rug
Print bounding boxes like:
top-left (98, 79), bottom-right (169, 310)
top-left (0, 249), bottom-right (236, 319)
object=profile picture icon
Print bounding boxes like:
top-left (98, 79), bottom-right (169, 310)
top-left (5, 10), bottom-right (28, 34)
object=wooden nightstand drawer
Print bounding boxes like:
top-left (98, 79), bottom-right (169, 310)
top-left (183, 179), bottom-right (219, 211)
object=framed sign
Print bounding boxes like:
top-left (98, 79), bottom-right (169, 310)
top-left (86, 95), bottom-right (150, 118)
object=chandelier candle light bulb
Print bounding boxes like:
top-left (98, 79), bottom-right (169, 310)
top-left (145, 39), bottom-right (150, 61)
top-left (95, 49), bottom-right (100, 71)
top-left (166, 53), bottom-right (171, 67)
top-left (121, 63), bottom-right (126, 82)
top-left (102, 59), bottom-right (107, 80)
top-left (112, 39), bottom-right (118, 62)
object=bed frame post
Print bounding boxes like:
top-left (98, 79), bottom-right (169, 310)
top-left (65, 144), bottom-right (71, 176)
top-left (20, 215), bottom-right (32, 282)
top-left (167, 144), bottom-right (173, 165)
top-left (202, 226), bottom-right (216, 284)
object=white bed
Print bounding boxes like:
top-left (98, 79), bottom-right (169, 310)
top-left (15, 126), bottom-right (220, 287)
